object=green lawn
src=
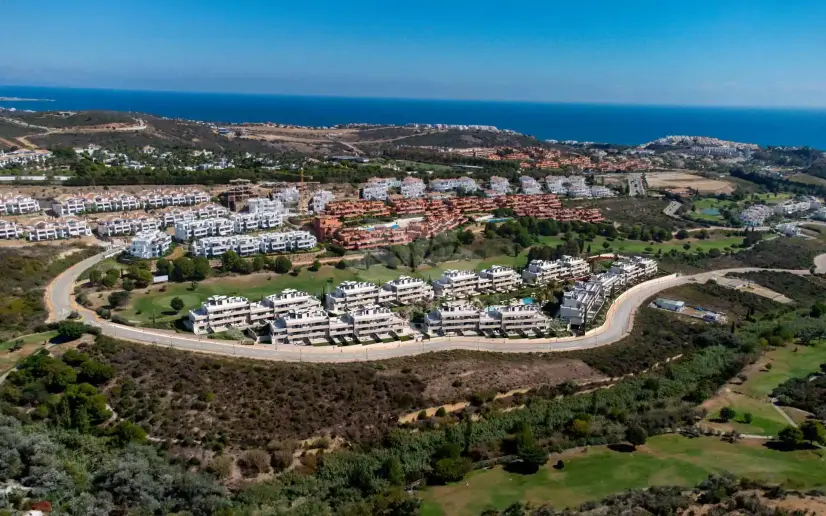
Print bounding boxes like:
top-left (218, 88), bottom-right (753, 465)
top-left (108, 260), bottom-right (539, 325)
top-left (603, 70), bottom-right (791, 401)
top-left (0, 331), bottom-right (59, 352)
top-left (709, 395), bottom-right (789, 436)
top-left (419, 435), bottom-right (826, 516)
top-left (741, 342), bottom-right (826, 399)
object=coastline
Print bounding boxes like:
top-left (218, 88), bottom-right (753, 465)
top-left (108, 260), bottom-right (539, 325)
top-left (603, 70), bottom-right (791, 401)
top-left (0, 97), bottom-right (54, 102)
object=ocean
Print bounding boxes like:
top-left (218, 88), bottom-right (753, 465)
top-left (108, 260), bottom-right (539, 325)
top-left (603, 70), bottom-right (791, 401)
top-left (2, 85), bottom-right (826, 149)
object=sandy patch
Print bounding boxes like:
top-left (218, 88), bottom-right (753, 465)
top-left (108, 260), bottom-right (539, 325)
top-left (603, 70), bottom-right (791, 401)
top-left (646, 171), bottom-right (735, 194)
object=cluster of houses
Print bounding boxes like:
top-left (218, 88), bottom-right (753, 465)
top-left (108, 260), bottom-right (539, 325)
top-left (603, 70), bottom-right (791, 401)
top-left (545, 176), bottom-right (616, 199)
top-left (0, 216), bottom-right (93, 241)
top-left (738, 197), bottom-right (820, 227)
top-left (185, 253), bottom-right (657, 342)
top-left (0, 149), bottom-right (52, 168)
top-left (51, 188), bottom-right (211, 216)
top-left (739, 204), bottom-right (774, 227)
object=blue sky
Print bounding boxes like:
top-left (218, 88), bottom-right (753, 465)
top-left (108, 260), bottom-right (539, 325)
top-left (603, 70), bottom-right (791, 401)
top-left (2, 0), bottom-right (825, 106)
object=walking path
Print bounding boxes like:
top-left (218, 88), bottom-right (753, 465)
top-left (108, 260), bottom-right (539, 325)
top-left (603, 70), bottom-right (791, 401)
top-left (45, 250), bottom-right (826, 363)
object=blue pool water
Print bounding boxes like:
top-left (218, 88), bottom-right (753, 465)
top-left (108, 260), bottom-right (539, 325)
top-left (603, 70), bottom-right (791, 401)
top-left (522, 298), bottom-right (535, 305)
top-left (488, 217), bottom-right (512, 223)
top-left (700, 208), bottom-right (720, 216)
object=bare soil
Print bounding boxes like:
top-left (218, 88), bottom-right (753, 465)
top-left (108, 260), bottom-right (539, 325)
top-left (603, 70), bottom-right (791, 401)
top-left (646, 171), bottom-right (736, 194)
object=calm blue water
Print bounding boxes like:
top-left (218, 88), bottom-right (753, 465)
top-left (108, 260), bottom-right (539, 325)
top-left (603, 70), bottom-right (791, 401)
top-left (2, 85), bottom-right (826, 148)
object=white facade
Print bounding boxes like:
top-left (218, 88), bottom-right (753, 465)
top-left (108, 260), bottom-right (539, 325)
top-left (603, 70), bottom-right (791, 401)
top-left (129, 230), bottom-right (172, 259)
top-left (268, 304), bottom-right (406, 345)
top-left (273, 187), bottom-right (300, 206)
top-left (231, 211), bottom-right (284, 233)
top-left (430, 177), bottom-right (479, 193)
top-left (432, 269), bottom-right (482, 298)
top-left (400, 177), bottom-right (426, 198)
top-left (141, 189), bottom-right (210, 208)
top-left (0, 193), bottom-right (40, 215)
top-left (190, 230), bottom-right (317, 257)
top-left (522, 256), bottom-right (590, 285)
top-left (188, 290), bottom-right (322, 334)
top-left (362, 183), bottom-right (389, 201)
top-left (381, 276), bottom-right (435, 305)
top-left (774, 200), bottom-right (811, 215)
top-left (739, 204), bottom-right (773, 226)
top-left (608, 256), bottom-right (658, 283)
top-left (326, 281), bottom-right (394, 313)
top-left (520, 176), bottom-right (543, 195)
top-left (311, 190), bottom-right (335, 213)
top-left (247, 197), bottom-right (284, 214)
top-left (174, 217), bottom-right (234, 241)
top-left (425, 301), bottom-right (550, 335)
top-left (775, 222), bottom-right (802, 237)
top-left (27, 217), bottom-right (92, 241)
top-left (0, 219), bottom-right (24, 239)
top-left (477, 265), bottom-right (523, 292)
top-left (96, 215), bottom-right (161, 237)
top-left (489, 176), bottom-right (510, 195)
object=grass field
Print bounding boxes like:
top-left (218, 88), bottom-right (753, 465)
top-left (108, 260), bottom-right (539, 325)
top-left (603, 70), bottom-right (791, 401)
top-left (789, 173), bottom-right (826, 187)
top-left (707, 394), bottom-right (789, 436)
top-left (741, 343), bottom-right (826, 399)
top-left (119, 254), bottom-right (529, 325)
top-left (419, 435), bottom-right (826, 515)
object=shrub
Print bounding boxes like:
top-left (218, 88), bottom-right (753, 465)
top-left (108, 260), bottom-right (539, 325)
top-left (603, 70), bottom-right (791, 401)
top-left (335, 260), bottom-right (347, 270)
top-left (417, 410), bottom-right (428, 421)
top-left (208, 455), bottom-right (234, 479)
top-left (107, 290), bottom-right (131, 309)
top-left (625, 425), bottom-right (648, 449)
top-left (435, 407), bottom-right (447, 417)
top-left (170, 297), bottom-right (185, 313)
top-left (719, 407), bottom-right (736, 422)
top-left (239, 449), bottom-right (271, 477)
top-left (57, 321), bottom-right (87, 341)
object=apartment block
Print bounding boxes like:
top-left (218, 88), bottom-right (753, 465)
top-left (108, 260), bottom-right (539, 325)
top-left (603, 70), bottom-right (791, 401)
top-left (247, 197), bottom-right (285, 214)
top-left (362, 181), bottom-right (390, 201)
top-left (0, 220), bottom-right (24, 239)
top-left (609, 256), bottom-right (658, 283)
top-left (174, 217), bottom-right (234, 241)
top-left (424, 301), bottom-right (480, 334)
top-left (52, 192), bottom-right (143, 216)
top-left (390, 198), bottom-right (427, 215)
top-left (197, 203), bottom-right (231, 219)
top-left (261, 289), bottom-right (322, 317)
top-left (400, 177), bottom-right (426, 198)
top-left (0, 193), bottom-right (41, 215)
top-left (325, 281), bottom-right (394, 313)
top-left (129, 230), bottom-right (172, 259)
top-left (425, 301), bottom-right (549, 335)
top-left (96, 214), bottom-right (161, 237)
top-left (324, 200), bottom-right (391, 219)
top-left (739, 204), bottom-right (773, 227)
top-left (519, 176), bottom-right (543, 195)
top-left (349, 305), bottom-right (406, 339)
top-left (522, 255), bottom-right (591, 285)
top-left (381, 276), bottom-right (435, 305)
top-left (477, 265), bottom-right (523, 292)
top-left (774, 200), bottom-right (811, 215)
top-left (559, 281), bottom-right (604, 325)
top-left (27, 217), bottom-right (92, 241)
top-left (268, 305), bottom-right (405, 345)
top-left (141, 188), bottom-right (210, 208)
top-left (231, 211), bottom-right (284, 233)
top-left (489, 176), bottom-right (510, 195)
top-left (191, 234), bottom-right (261, 257)
top-left (188, 290), bottom-right (322, 334)
top-left (313, 215), bottom-right (343, 240)
top-left (273, 186), bottom-right (300, 206)
top-left (258, 231), bottom-right (317, 253)
top-left (311, 190), bottom-right (335, 213)
top-left (430, 177), bottom-right (478, 193)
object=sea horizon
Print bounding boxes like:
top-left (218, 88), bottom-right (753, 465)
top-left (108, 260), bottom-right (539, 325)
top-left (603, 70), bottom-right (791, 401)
top-left (2, 84), bottom-right (826, 149)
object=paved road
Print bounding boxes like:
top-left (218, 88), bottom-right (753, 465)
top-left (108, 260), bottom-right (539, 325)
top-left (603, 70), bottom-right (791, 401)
top-left (47, 250), bottom-right (823, 363)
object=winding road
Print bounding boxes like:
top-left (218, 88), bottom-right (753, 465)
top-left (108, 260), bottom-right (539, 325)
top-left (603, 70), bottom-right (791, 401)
top-left (47, 250), bottom-right (826, 363)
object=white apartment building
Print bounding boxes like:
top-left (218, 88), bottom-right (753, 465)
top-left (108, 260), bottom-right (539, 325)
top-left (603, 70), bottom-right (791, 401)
top-left (545, 176), bottom-right (593, 198)
top-left (381, 276), bottom-right (435, 305)
top-left (0, 193), bottom-right (41, 215)
top-left (27, 217), bottom-right (92, 241)
top-left (191, 234), bottom-right (261, 257)
top-left (348, 305), bottom-right (406, 339)
top-left (326, 281), bottom-right (394, 313)
top-left (261, 289), bottom-right (322, 317)
top-left (197, 203), bottom-right (230, 219)
top-left (739, 204), bottom-right (773, 227)
top-left (52, 192), bottom-right (142, 216)
top-left (51, 196), bottom-right (86, 216)
top-left (520, 176), bottom-right (543, 195)
top-left (269, 308), bottom-right (340, 344)
top-left (129, 230), bottom-right (172, 259)
top-left (590, 185), bottom-right (616, 198)
top-left (430, 177), bottom-right (479, 193)
top-left (559, 281), bottom-right (604, 326)
top-left (141, 189), bottom-right (210, 208)
top-left (775, 222), bottom-right (802, 237)
top-left (489, 176), bottom-right (510, 195)
top-left (158, 207), bottom-right (197, 227)
top-left (362, 182), bottom-right (389, 201)
top-left (774, 200), bottom-right (811, 215)
top-left (188, 295), bottom-right (252, 334)
top-left (231, 211), bottom-right (284, 233)
top-left (0, 219), bottom-right (24, 239)
top-left (174, 217), bottom-right (234, 241)
top-left (273, 187), bottom-right (300, 206)
top-left (258, 231), bottom-right (317, 253)
top-left (247, 197), bottom-right (284, 214)
top-left (96, 215), bottom-right (161, 237)
top-left (424, 301), bottom-right (480, 334)
top-left (400, 177), bottom-right (426, 198)
top-left (609, 256), bottom-right (658, 283)
top-left (522, 256), bottom-right (590, 285)
top-left (311, 190), bottom-right (335, 213)
top-left (432, 269), bottom-right (483, 299)
top-left (425, 301), bottom-right (550, 335)
top-left (477, 265), bottom-right (523, 292)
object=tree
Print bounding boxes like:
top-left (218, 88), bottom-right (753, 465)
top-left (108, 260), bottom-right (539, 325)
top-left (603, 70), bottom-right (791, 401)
top-left (88, 269), bottom-right (102, 285)
top-left (811, 303), bottom-right (826, 318)
top-left (457, 230), bottom-right (475, 245)
top-left (131, 268), bottom-right (153, 288)
top-left (78, 360), bottom-right (115, 385)
top-left (155, 257), bottom-right (171, 276)
top-left (309, 259), bottom-right (321, 272)
top-left (273, 256), bottom-right (292, 274)
top-left (107, 290), bottom-right (130, 309)
top-left (192, 257), bottom-right (212, 280)
top-left (719, 407), bottom-right (736, 422)
top-left (777, 425), bottom-right (804, 448)
top-left (57, 321), bottom-right (86, 341)
top-left (336, 259), bottom-right (348, 270)
top-left (801, 420), bottom-right (826, 445)
top-left (383, 457), bottom-right (404, 486)
top-left (221, 250), bottom-right (240, 272)
top-left (111, 421), bottom-right (147, 447)
top-left (625, 425), bottom-right (648, 450)
top-left (676, 229), bottom-right (690, 240)
top-left (430, 457), bottom-right (472, 484)
top-left (743, 412), bottom-right (753, 424)
top-left (121, 278), bottom-right (135, 292)
top-left (171, 257), bottom-right (195, 282)
top-left (170, 297), bottom-right (185, 313)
